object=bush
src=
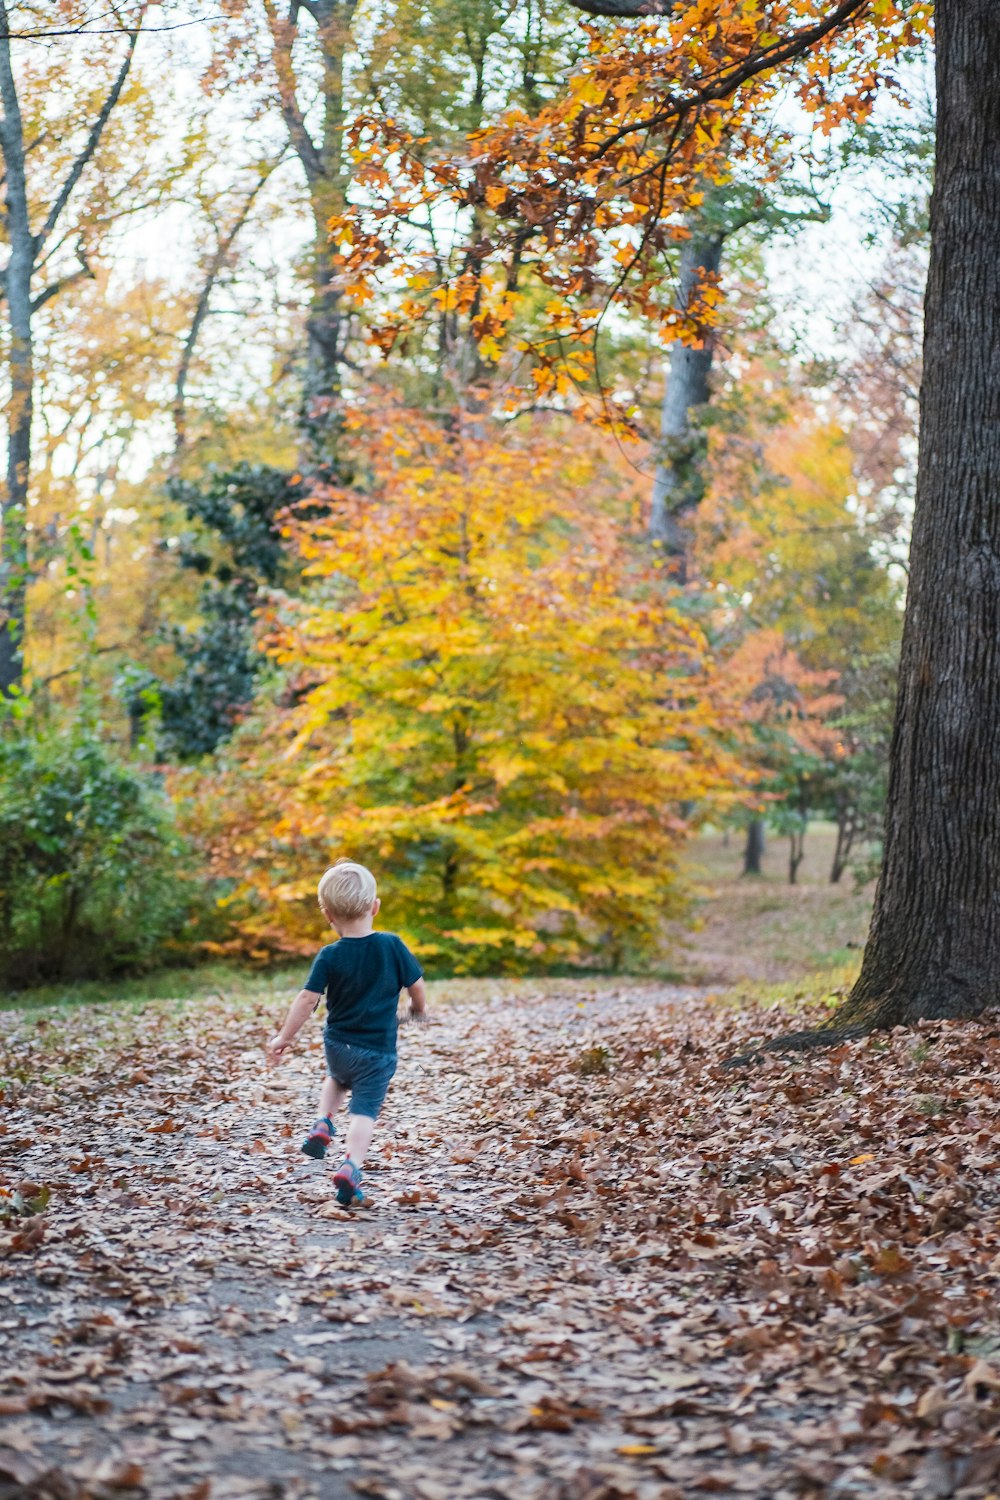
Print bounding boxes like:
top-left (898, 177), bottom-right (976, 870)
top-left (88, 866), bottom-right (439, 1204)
top-left (0, 727), bottom-right (202, 986)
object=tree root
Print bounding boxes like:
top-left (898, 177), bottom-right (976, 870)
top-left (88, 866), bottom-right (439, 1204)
top-left (723, 1022), bottom-right (870, 1069)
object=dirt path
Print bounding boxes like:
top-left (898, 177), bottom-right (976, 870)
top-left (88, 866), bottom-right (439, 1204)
top-left (667, 829), bottom-right (873, 987)
top-left (2, 981), bottom-right (1000, 1500)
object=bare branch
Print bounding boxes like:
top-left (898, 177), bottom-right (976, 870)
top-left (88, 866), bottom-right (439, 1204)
top-left (38, 641), bottom-right (128, 688)
top-left (35, 17), bottom-right (142, 254)
top-left (563, 0), bottom-right (674, 14)
top-left (30, 253), bottom-right (95, 314)
top-left (173, 162), bottom-right (283, 463)
top-left (0, 6), bottom-right (214, 41)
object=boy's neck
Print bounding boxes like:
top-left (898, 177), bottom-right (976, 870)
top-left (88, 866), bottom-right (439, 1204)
top-left (333, 917), bottom-right (375, 938)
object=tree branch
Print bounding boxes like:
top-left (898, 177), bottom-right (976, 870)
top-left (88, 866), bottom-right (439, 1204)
top-left (263, 0), bottom-right (326, 186)
top-left (0, 4), bottom-right (210, 41)
top-left (38, 641), bottom-right (127, 689)
top-left (173, 161), bottom-right (282, 465)
top-left (586, 0), bottom-right (869, 165)
top-left (564, 0), bottom-right (674, 13)
top-left (30, 252), bottom-right (94, 314)
top-left (35, 16), bottom-right (142, 255)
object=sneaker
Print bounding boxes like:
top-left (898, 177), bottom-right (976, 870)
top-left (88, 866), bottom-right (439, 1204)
top-left (332, 1158), bottom-right (364, 1207)
top-left (301, 1117), bottom-right (334, 1160)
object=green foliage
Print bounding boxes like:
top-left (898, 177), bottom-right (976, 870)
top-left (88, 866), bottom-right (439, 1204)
top-left (168, 463), bottom-right (296, 589)
top-left (134, 464), bottom-right (302, 761)
top-left (154, 585), bottom-right (263, 761)
top-left (761, 650), bottom-right (897, 887)
top-left (0, 724), bottom-right (200, 986)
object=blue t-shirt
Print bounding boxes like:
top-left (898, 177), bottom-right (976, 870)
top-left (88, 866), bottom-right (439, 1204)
top-left (304, 932), bottom-right (422, 1054)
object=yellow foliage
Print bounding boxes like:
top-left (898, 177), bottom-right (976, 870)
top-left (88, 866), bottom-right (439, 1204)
top-left (190, 411), bottom-right (748, 972)
top-left (698, 404), bottom-right (901, 668)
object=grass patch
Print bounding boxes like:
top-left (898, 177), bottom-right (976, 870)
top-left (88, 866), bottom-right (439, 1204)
top-left (709, 959), bottom-right (861, 1014)
top-left (670, 825), bottom-right (873, 986)
top-left (0, 962), bottom-right (303, 1014)
top-left (576, 1044), bottom-right (613, 1076)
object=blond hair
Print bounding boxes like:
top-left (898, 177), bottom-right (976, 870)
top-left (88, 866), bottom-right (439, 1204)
top-left (318, 860), bottom-right (377, 921)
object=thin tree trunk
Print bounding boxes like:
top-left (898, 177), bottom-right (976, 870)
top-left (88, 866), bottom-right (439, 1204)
top-left (812, 0), bottom-right (1000, 1036)
top-left (266, 0), bottom-right (355, 468)
top-left (829, 800), bottom-right (858, 884)
top-left (649, 232), bottom-right (724, 578)
top-left (0, 8), bottom-right (139, 693)
top-left (0, 18), bottom-right (33, 695)
top-left (742, 819), bottom-right (764, 876)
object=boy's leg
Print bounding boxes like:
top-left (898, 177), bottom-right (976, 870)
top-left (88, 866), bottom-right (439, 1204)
top-left (343, 1113), bottom-right (376, 1167)
top-left (320, 1075), bottom-right (347, 1120)
top-left (332, 1115), bottom-right (375, 1204)
top-left (332, 1050), bottom-right (395, 1204)
top-left (301, 1075), bottom-right (348, 1159)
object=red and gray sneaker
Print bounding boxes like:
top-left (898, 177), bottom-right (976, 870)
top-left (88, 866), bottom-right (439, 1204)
top-left (301, 1116), bottom-right (334, 1160)
top-left (332, 1158), bottom-right (364, 1207)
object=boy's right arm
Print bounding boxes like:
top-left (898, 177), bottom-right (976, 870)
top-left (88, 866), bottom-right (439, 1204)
top-left (266, 989), bottom-right (322, 1064)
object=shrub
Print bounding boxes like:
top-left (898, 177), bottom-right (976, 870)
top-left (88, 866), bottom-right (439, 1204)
top-left (0, 726), bottom-right (202, 986)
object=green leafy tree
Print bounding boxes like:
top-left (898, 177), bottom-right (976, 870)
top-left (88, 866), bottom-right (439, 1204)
top-left (134, 464), bottom-right (302, 760)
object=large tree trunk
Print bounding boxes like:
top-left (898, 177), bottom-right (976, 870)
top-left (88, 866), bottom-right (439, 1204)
top-left (829, 0), bottom-right (1000, 1033)
top-left (649, 231), bottom-right (724, 578)
top-left (302, 270), bottom-right (347, 465)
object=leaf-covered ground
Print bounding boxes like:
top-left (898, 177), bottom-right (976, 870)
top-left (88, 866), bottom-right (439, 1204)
top-left (3, 979), bottom-right (1000, 1500)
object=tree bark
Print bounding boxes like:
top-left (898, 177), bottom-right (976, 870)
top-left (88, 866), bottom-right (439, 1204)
top-left (0, 17), bottom-right (32, 695)
top-left (0, 6), bottom-right (139, 694)
top-left (302, 0), bottom-right (350, 460)
top-left (265, 0), bottom-right (355, 470)
top-left (825, 0), bottom-right (1000, 1033)
top-left (649, 231), bottom-right (723, 579)
top-left (742, 819), bottom-right (764, 877)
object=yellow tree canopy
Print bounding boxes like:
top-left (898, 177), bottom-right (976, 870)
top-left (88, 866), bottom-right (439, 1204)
top-left (191, 411), bottom-right (748, 971)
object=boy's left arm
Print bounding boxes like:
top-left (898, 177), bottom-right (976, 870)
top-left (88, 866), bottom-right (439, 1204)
top-left (267, 989), bottom-right (322, 1065)
top-left (404, 976), bottom-right (428, 1024)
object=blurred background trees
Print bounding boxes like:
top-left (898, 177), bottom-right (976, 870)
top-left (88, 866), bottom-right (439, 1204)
top-left (0, 0), bottom-right (930, 985)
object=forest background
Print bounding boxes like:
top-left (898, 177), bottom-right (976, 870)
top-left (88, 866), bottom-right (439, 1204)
top-left (0, 0), bottom-right (930, 989)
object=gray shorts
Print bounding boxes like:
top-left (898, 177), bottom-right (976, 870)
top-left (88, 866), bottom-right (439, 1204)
top-left (323, 1032), bottom-right (397, 1119)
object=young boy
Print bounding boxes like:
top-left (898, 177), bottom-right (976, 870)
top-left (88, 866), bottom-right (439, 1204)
top-left (266, 860), bottom-right (426, 1207)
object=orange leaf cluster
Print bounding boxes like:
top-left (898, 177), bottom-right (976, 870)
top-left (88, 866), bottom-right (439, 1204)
top-left (331, 0), bottom-right (931, 398)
